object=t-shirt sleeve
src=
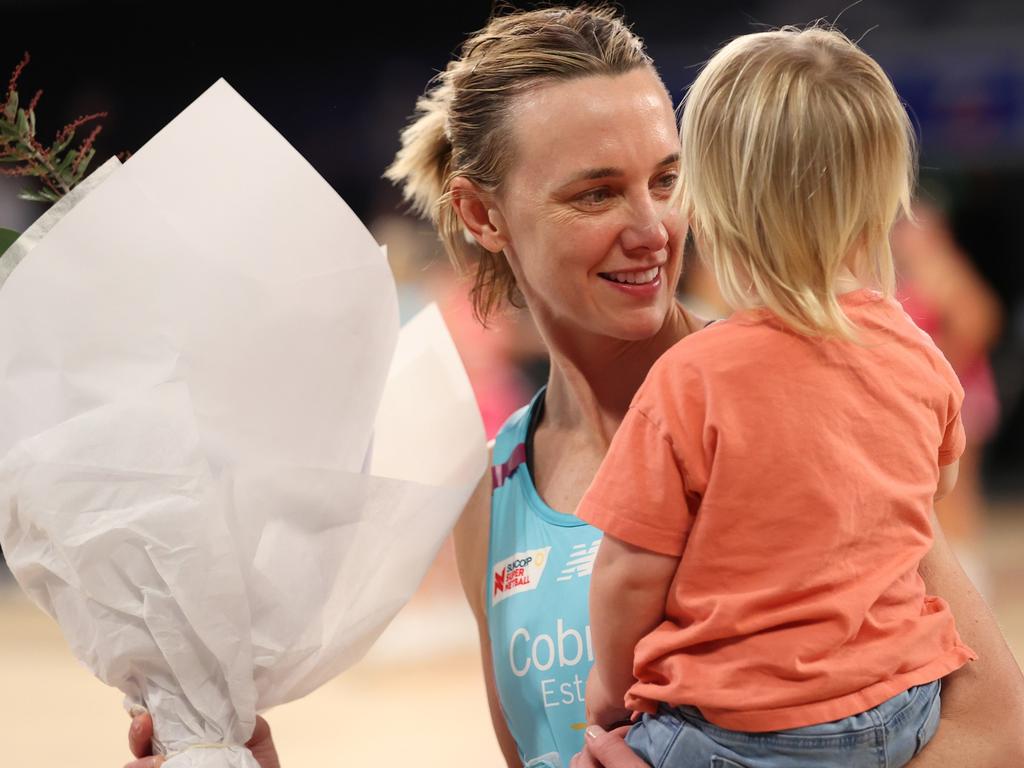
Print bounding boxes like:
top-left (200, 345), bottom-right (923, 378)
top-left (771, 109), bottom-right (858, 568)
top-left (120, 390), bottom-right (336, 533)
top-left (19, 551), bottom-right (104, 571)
top-left (937, 360), bottom-right (967, 467)
top-left (939, 406), bottom-right (966, 466)
top-left (576, 407), bottom-right (694, 557)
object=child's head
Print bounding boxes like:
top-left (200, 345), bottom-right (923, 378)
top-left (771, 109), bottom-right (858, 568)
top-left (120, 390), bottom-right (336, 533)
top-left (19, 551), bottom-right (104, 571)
top-left (680, 25), bottom-right (915, 338)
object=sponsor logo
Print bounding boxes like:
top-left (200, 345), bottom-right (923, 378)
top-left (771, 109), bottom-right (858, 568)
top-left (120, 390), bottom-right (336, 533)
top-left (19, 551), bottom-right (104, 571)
top-left (492, 547), bottom-right (551, 605)
top-left (556, 539), bottom-right (601, 582)
top-left (507, 619), bottom-right (594, 713)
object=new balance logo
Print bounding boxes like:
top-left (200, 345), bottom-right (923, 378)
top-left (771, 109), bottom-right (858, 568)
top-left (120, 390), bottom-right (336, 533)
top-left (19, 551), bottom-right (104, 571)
top-left (556, 539), bottom-right (600, 582)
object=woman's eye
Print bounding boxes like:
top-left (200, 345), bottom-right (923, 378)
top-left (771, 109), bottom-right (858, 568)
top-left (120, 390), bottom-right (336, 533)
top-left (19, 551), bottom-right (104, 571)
top-left (655, 172), bottom-right (679, 190)
top-left (577, 188), bottom-right (612, 205)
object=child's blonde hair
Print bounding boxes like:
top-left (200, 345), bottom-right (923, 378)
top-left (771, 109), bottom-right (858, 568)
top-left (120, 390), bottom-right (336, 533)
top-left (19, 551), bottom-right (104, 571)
top-left (680, 25), bottom-right (916, 339)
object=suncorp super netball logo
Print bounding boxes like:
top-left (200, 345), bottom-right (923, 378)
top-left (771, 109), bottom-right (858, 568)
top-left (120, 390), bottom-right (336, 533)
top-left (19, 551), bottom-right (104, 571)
top-left (492, 547), bottom-right (551, 605)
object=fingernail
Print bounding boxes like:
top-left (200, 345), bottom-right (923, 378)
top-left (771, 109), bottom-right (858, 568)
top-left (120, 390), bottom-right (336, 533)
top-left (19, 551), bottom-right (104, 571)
top-left (585, 725), bottom-right (601, 740)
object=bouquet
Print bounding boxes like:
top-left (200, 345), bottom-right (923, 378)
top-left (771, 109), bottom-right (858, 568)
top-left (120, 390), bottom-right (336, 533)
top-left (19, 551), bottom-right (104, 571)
top-left (0, 79), bottom-right (486, 766)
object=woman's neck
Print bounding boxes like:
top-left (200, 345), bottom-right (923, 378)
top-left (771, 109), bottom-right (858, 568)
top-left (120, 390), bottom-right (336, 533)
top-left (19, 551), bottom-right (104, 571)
top-left (538, 302), bottom-right (695, 449)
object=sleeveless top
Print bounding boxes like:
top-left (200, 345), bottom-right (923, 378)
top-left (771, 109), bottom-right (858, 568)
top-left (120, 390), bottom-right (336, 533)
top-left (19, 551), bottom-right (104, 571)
top-left (487, 389), bottom-right (603, 768)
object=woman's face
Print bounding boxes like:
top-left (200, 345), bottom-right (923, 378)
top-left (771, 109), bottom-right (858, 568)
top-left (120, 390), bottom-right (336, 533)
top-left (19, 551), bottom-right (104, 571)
top-left (495, 67), bottom-right (685, 342)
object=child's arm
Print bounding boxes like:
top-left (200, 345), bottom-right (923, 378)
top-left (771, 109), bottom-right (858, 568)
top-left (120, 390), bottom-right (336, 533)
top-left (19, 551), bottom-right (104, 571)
top-left (934, 459), bottom-right (959, 502)
top-left (586, 533), bottom-right (679, 728)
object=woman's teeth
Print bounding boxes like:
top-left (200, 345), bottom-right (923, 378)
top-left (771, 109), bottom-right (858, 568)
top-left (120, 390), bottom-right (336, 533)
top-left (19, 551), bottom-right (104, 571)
top-left (602, 266), bottom-right (660, 285)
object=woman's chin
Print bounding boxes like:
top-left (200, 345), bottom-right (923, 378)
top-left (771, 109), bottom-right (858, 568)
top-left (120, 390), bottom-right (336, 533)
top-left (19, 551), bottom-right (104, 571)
top-left (605, 311), bottom-right (667, 342)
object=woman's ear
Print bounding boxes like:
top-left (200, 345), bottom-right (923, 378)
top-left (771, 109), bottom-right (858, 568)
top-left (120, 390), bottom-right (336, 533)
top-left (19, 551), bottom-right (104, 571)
top-left (450, 176), bottom-right (508, 253)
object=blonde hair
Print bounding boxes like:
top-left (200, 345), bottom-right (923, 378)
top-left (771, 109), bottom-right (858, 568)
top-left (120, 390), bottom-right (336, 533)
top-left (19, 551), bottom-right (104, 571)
top-left (385, 5), bottom-right (653, 325)
top-left (680, 25), bottom-right (916, 339)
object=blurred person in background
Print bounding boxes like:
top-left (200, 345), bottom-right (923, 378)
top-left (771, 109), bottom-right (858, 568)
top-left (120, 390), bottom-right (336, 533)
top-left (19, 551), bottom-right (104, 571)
top-left (892, 200), bottom-right (1004, 597)
top-left (371, 213), bottom-right (538, 440)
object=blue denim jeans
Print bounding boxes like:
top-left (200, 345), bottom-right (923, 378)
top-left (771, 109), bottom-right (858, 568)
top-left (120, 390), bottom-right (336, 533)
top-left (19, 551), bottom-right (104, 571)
top-left (625, 680), bottom-right (941, 768)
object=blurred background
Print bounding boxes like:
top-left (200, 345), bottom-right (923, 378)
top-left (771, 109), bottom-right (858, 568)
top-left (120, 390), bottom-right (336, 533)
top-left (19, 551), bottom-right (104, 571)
top-left (1, 1), bottom-right (1021, 765)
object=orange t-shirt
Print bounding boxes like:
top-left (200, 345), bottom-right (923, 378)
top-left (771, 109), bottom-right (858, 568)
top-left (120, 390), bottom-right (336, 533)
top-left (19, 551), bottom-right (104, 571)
top-left (577, 289), bottom-right (976, 732)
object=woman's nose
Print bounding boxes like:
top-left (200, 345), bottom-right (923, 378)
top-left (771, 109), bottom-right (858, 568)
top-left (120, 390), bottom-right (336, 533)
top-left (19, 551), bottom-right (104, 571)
top-left (620, 195), bottom-right (669, 255)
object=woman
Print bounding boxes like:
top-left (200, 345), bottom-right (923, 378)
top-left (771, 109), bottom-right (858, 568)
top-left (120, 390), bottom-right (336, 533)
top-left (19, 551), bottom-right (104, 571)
top-left (126, 6), bottom-right (1024, 768)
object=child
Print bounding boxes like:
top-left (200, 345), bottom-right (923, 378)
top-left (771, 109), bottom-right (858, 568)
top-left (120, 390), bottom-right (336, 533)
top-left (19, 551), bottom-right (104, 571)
top-left (576, 25), bottom-right (976, 768)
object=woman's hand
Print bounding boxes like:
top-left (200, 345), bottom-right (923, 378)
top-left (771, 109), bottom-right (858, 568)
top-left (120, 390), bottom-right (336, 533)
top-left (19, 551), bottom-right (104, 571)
top-left (123, 712), bottom-right (280, 768)
top-left (570, 725), bottom-right (648, 768)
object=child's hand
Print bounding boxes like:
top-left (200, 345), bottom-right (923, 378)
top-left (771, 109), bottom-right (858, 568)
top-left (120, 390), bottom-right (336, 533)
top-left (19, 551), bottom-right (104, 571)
top-left (585, 667), bottom-right (632, 729)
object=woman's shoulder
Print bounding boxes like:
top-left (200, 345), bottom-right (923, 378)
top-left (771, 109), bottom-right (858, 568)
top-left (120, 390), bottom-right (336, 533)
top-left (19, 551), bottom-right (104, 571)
top-left (454, 388), bottom-right (544, 624)
top-left (453, 441), bottom-right (495, 625)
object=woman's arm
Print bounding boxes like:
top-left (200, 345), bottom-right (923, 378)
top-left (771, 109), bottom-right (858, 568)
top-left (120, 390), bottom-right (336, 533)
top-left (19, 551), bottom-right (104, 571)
top-left (910, 512), bottom-right (1024, 766)
top-left (453, 454), bottom-right (522, 768)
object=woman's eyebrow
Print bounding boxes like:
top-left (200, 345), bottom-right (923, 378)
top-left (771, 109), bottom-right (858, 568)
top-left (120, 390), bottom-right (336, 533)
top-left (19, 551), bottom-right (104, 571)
top-left (560, 153), bottom-right (680, 187)
top-left (565, 166), bottom-right (623, 184)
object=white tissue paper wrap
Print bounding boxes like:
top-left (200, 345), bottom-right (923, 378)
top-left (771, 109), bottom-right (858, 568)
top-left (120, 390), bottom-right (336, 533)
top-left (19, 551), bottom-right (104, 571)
top-left (0, 79), bottom-right (487, 766)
